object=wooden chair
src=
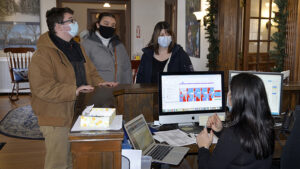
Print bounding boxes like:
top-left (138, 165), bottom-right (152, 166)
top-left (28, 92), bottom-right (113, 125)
top-left (131, 60), bottom-right (141, 83)
top-left (4, 47), bottom-right (35, 101)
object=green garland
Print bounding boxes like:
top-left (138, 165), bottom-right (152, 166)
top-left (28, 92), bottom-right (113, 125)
top-left (269, 0), bottom-right (288, 72)
top-left (204, 0), bottom-right (219, 71)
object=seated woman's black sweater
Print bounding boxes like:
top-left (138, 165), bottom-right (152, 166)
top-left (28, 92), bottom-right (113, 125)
top-left (198, 128), bottom-right (272, 169)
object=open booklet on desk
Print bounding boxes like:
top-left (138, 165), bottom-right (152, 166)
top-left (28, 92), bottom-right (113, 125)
top-left (153, 129), bottom-right (218, 146)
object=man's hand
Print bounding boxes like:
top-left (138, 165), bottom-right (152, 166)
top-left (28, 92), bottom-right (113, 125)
top-left (98, 81), bottom-right (118, 87)
top-left (76, 85), bottom-right (94, 96)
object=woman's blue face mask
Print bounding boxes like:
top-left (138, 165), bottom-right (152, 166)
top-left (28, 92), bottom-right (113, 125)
top-left (158, 36), bottom-right (172, 48)
top-left (227, 91), bottom-right (232, 112)
top-left (227, 97), bottom-right (232, 112)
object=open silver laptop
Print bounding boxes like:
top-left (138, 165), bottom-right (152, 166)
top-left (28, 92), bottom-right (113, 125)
top-left (124, 114), bottom-right (189, 165)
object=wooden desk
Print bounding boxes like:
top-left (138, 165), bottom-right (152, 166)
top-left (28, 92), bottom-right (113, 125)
top-left (69, 131), bottom-right (123, 169)
top-left (70, 83), bottom-right (297, 169)
top-left (69, 87), bottom-right (124, 169)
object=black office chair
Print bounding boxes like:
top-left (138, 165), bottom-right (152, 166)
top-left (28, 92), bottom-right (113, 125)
top-left (280, 105), bottom-right (300, 169)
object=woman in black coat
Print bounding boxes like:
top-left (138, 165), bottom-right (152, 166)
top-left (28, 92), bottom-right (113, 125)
top-left (196, 73), bottom-right (275, 169)
top-left (136, 21), bottom-right (193, 83)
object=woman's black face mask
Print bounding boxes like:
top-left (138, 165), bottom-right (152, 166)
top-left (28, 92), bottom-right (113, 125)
top-left (99, 25), bottom-right (115, 39)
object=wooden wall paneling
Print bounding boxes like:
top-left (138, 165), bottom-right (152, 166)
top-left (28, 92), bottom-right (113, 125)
top-left (123, 94), bottom-right (154, 122)
top-left (218, 0), bottom-right (225, 70)
top-left (72, 152), bottom-right (103, 169)
top-left (242, 0), bottom-right (250, 70)
top-left (113, 84), bottom-right (159, 122)
top-left (165, 0), bottom-right (177, 36)
top-left (113, 84), bottom-right (158, 122)
top-left (71, 139), bottom-right (122, 169)
top-left (71, 141), bottom-right (122, 152)
top-left (115, 93), bottom-right (124, 117)
top-left (218, 0), bottom-right (241, 83)
top-left (236, 1), bottom-right (243, 70)
top-left (113, 151), bottom-right (121, 169)
top-left (286, 0), bottom-right (293, 79)
top-left (294, 0), bottom-right (300, 81)
top-left (285, 0), bottom-right (298, 81)
top-left (102, 152), bottom-right (114, 169)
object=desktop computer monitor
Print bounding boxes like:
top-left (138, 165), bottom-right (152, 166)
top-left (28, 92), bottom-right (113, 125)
top-left (158, 71), bottom-right (226, 125)
top-left (228, 71), bottom-right (283, 116)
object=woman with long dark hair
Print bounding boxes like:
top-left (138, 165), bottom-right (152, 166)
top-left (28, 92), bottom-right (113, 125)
top-left (136, 21), bottom-right (193, 83)
top-left (196, 73), bottom-right (274, 169)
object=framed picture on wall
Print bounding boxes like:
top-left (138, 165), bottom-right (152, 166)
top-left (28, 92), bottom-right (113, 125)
top-left (186, 0), bottom-right (200, 58)
top-left (0, 0), bottom-right (40, 50)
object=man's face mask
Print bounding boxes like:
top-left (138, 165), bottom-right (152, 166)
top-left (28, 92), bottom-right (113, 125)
top-left (99, 25), bottom-right (115, 39)
top-left (67, 21), bottom-right (79, 37)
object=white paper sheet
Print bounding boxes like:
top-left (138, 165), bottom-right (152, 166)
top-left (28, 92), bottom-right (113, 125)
top-left (71, 115), bottom-right (122, 131)
top-left (153, 129), bottom-right (219, 146)
top-left (188, 133), bottom-right (219, 144)
top-left (153, 129), bottom-right (195, 146)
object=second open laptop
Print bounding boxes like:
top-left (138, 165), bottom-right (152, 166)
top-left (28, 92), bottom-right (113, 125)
top-left (124, 114), bottom-right (189, 165)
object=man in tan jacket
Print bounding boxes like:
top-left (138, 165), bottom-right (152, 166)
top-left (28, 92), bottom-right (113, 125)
top-left (29, 7), bottom-right (117, 169)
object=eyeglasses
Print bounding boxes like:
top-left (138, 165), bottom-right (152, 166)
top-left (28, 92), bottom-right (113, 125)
top-left (60, 19), bottom-right (76, 24)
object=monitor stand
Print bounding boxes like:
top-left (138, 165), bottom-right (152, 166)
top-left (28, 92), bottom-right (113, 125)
top-left (158, 123), bottom-right (204, 134)
top-left (178, 122), bottom-right (204, 134)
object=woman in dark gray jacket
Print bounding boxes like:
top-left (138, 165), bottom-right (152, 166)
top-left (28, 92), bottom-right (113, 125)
top-left (81, 13), bottom-right (132, 84)
top-left (136, 21), bottom-right (193, 83)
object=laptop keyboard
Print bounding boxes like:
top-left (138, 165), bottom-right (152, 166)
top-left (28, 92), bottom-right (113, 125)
top-left (148, 145), bottom-right (173, 161)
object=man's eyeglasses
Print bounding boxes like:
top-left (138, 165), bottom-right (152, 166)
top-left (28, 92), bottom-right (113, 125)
top-left (60, 19), bottom-right (76, 24)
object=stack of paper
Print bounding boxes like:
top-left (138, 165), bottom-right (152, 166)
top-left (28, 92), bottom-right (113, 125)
top-left (153, 129), bottom-right (219, 146)
top-left (153, 129), bottom-right (195, 146)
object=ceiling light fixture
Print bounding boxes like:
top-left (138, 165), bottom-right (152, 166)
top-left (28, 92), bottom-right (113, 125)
top-left (103, 3), bottom-right (111, 8)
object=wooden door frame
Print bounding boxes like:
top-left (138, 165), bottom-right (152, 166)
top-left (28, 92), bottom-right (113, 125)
top-left (57, 0), bottom-right (131, 55)
top-left (242, 0), bottom-right (276, 71)
top-left (165, 0), bottom-right (177, 39)
top-left (242, 0), bottom-right (250, 70)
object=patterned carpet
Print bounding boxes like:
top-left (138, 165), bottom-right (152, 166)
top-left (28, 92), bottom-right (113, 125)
top-left (0, 105), bottom-right (43, 140)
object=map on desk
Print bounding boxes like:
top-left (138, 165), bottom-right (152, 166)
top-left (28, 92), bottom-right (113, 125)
top-left (71, 115), bottom-right (123, 131)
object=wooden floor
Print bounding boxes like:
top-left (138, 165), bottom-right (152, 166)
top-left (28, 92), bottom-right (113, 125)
top-left (0, 94), bottom-right (45, 169)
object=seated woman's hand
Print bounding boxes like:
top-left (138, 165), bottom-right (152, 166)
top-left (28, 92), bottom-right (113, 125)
top-left (98, 81), bottom-right (118, 87)
top-left (196, 128), bottom-right (213, 149)
top-left (206, 113), bottom-right (223, 132)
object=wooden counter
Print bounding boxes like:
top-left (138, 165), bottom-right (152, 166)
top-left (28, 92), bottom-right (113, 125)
top-left (69, 82), bottom-right (300, 169)
top-left (69, 87), bottom-right (124, 169)
top-left (113, 84), bottom-right (158, 122)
